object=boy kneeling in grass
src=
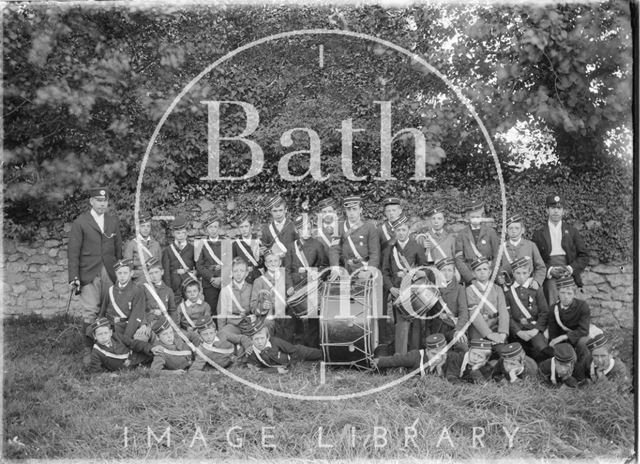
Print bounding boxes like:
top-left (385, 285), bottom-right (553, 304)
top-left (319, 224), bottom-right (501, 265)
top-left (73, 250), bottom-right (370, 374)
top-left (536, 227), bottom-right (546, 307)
top-left (189, 315), bottom-right (253, 373)
top-left (86, 317), bottom-right (154, 374)
top-left (492, 342), bottom-right (538, 383)
top-left (537, 343), bottom-right (583, 388)
top-left (150, 316), bottom-right (199, 373)
top-left (247, 325), bottom-right (322, 373)
top-left (371, 333), bottom-right (464, 382)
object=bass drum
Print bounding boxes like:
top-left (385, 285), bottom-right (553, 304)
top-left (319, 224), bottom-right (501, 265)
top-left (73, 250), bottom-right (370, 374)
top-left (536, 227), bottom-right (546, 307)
top-left (320, 279), bottom-right (378, 369)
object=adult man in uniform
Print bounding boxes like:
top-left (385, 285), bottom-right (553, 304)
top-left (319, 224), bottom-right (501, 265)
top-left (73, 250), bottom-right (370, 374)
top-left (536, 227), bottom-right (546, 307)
top-left (532, 194), bottom-right (589, 305)
top-left (68, 187), bottom-right (123, 366)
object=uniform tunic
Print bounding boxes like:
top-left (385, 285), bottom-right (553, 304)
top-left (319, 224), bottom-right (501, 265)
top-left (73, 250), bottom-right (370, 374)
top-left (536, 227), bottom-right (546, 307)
top-left (123, 235), bottom-right (162, 283)
top-left (88, 332), bottom-right (152, 373)
top-left (377, 220), bottom-right (396, 252)
top-left (426, 279), bottom-right (469, 336)
top-left (455, 224), bottom-right (500, 284)
top-left (162, 241), bottom-right (196, 301)
top-left (547, 299), bottom-right (590, 345)
top-left (538, 358), bottom-right (583, 387)
top-left (284, 238), bottom-right (329, 290)
top-left (381, 238), bottom-right (428, 292)
top-left (196, 237), bottom-right (230, 313)
top-left (465, 281), bottom-right (509, 340)
top-left (150, 333), bottom-right (196, 371)
top-left (190, 334), bottom-right (251, 371)
top-left (578, 354), bottom-right (631, 386)
top-left (246, 336), bottom-right (322, 372)
top-left (177, 299), bottom-right (211, 330)
top-left (261, 219), bottom-right (298, 256)
top-left (416, 228), bottom-right (457, 264)
top-left (498, 238), bottom-right (547, 287)
top-left (250, 271), bottom-right (287, 317)
top-left (376, 348), bottom-right (465, 382)
top-left (100, 280), bottom-right (146, 339)
top-left (217, 281), bottom-right (252, 329)
top-left (142, 281), bottom-right (178, 326)
top-left (504, 283), bottom-right (549, 336)
top-left (232, 236), bottom-right (263, 284)
top-left (330, 220), bottom-right (381, 272)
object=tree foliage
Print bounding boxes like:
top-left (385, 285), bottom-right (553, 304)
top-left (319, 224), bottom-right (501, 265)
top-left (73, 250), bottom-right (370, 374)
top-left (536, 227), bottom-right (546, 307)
top-left (3, 3), bottom-right (633, 263)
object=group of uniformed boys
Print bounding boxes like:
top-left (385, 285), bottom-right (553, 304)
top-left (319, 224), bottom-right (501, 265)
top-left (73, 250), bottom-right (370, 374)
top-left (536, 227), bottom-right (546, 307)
top-left (70, 187), bottom-right (630, 388)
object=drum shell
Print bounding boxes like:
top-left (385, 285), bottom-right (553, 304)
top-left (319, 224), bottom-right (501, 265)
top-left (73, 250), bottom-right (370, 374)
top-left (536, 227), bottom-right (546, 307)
top-left (320, 281), bottom-right (378, 365)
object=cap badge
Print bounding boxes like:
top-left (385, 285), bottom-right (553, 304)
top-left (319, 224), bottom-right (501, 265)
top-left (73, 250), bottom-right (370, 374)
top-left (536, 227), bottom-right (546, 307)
top-left (554, 196), bottom-right (560, 202)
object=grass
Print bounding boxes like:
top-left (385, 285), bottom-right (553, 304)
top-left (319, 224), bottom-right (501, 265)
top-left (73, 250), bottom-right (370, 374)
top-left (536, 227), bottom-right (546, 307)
top-left (2, 315), bottom-right (636, 461)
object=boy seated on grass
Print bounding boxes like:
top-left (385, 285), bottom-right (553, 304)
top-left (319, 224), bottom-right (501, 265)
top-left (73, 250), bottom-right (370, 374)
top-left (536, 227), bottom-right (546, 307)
top-left (371, 333), bottom-right (464, 382)
top-left (246, 326), bottom-right (322, 373)
top-left (86, 317), bottom-right (154, 374)
top-left (150, 316), bottom-right (199, 373)
top-left (189, 315), bottom-right (253, 373)
top-left (177, 277), bottom-right (211, 338)
top-left (492, 342), bottom-right (538, 383)
top-left (578, 333), bottom-right (631, 389)
top-left (537, 343), bottom-right (583, 388)
top-left (457, 338), bottom-right (495, 384)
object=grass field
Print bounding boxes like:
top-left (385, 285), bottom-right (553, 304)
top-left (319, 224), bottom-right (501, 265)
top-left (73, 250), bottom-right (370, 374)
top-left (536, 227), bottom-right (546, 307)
top-left (2, 315), bottom-right (636, 461)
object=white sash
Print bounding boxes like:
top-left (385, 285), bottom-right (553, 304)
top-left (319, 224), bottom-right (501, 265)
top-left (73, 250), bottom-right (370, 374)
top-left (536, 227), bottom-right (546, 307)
top-left (236, 239), bottom-right (259, 266)
top-left (203, 240), bottom-right (223, 266)
top-left (202, 342), bottom-right (234, 355)
top-left (459, 352), bottom-right (470, 377)
top-left (170, 244), bottom-right (197, 279)
top-left (294, 241), bottom-right (311, 270)
top-left (510, 286), bottom-right (533, 320)
top-left (553, 304), bottom-right (571, 332)
top-left (550, 357), bottom-right (557, 385)
top-left (261, 275), bottom-right (288, 307)
top-left (144, 283), bottom-right (167, 313)
top-left (93, 344), bottom-right (130, 360)
top-left (381, 223), bottom-right (391, 242)
top-left (180, 302), bottom-right (197, 328)
top-left (268, 223), bottom-right (287, 254)
top-left (135, 238), bottom-right (153, 258)
top-left (229, 286), bottom-right (248, 315)
top-left (418, 349), bottom-right (426, 378)
top-left (317, 227), bottom-right (332, 248)
top-left (108, 286), bottom-right (128, 319)
top-left (162, 348), bottom-right (192, 357)
top-left (392, 247), bottom-right (408, 272)
top-left (254, 349), bottom-right (277, 368)
top-left (501, 243), bottom-right (513, 264)
top-left (424, 231), bottom-right (447, 261)
top-left (346, 235), bottom-right (364, 262)
top-left (590, 358), bottom-right (615, 380)
top-left (439, 297), bottom-right (458, 325)
top-left (468, 232), bottom-right (484, 258)
top-left (470, 284), bottom-right (498, 314)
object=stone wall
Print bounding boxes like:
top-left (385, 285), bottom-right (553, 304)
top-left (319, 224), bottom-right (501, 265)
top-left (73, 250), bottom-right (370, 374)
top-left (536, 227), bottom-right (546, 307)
top-left (1, 220), bottom-right (634, 330)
